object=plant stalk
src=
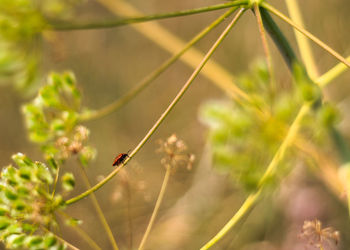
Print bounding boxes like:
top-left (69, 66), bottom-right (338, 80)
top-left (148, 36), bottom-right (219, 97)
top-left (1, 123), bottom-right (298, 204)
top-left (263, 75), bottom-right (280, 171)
top-left (66, 8), bottom-right (246, 205)
top-left (138, 165), bottom-right (171, 250)
top-left (79, 7), bottom-right (238, 121)
top-left (50, 1), bottom-right (248, 31)
top-left (77, 163), bottom-right (119, 250)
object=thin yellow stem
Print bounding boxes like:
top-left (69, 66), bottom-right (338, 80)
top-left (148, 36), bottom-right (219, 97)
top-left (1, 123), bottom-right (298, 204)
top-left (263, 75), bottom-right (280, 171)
top-left (57, 211), bottom-right (102, 250)
top-left (259, 103), bottom-right (310, 186)
top-left (79, 7), bottom-right (238, 121)
top-left (138, 165), bottom-right (171, 250)
top-left (50, 1), bottom-right (248, 30)
top-left (200, 190), bottom-right (261, 250)
top-left (77, 163), bottom-right (119, 250)
top-left (66, 8), bottom-right (246, 205)
top-left (51, 166), bottom-right (60, 198)
top-left (41, 226), bottom-right (80, 250)
top-left (254, 4), bottom-right (276, 99)
top-left (70, 226), bottom-right (102, 250)
top-left (200, 103), bottom-right (311, 249)
top-left (316, 55), bottom-right (350, 87)
top-left (97, 0), bottom-right (251, 103)
top-left (261, 2), bottom-right (350, 69)
top-left (285, 0), bottom-right (319, 79)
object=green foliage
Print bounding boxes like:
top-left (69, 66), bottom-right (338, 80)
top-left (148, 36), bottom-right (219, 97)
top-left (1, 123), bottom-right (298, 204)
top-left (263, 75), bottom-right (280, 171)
top-left (200, 60), bottom-right (334, 191)
top-left (22, 72), bottom-right (96, 165)
top-left (0, 153), bottom-right (65, 249)
top-left (0, 0), bottom-right (82, 93)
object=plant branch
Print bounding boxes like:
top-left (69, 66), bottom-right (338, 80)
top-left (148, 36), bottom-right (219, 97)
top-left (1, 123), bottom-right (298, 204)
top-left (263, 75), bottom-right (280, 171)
top-left (316, 55), bottom-right (350, 87)
top-left (200, 103), bottom-right (311, 249)
top-left (77, 163), bottom-right (119, 250)
top-left (96, 0), bottom-right (251, 104)
top-left (51, 166), bottom-right (60, 198)
top-left (200, 190), bottom-right (261, 250)
top-left (138, 165), bottom-right (171, 250)
top-left (79, 7), bottom-right (239, 121)
top-left (49, 1), bottom-right (248, 31)
top-left (57, 211), bottom-right (102, 250)
top-left (66, 8), bottom-right (246, 205)
top-left (261, 2), bottom-right (350, 69)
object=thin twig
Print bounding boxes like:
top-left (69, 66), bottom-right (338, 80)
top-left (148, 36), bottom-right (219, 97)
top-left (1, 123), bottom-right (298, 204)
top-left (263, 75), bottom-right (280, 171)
top-left (77, 163), bottom-right (119, 250)
top-left (79, 7), bottom-right (239, 121)
top-left (66, 8), bottom-right (246, 205)
top-left (49, 1), bottom-right (248, 31)
top-left (51, 166), bottom-right (60, 198)
top-left (57, 210), bottom-right (102, 250)
top-left (97, 0), bottom-right (250, 104)
top-left (316, 55), bottom-right (350, 87)
top-left (138, 165), bottom-right (171, 250)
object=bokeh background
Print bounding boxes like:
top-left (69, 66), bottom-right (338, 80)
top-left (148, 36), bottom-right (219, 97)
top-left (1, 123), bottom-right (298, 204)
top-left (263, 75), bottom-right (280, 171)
top-left (1, 0), bottom-right (350, 249)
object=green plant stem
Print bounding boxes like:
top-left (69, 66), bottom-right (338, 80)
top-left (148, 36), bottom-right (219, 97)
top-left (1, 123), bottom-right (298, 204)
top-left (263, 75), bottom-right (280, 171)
top-left (259, 103), bottom-right (310, 185)
top-left (50, 1), bottom-right (248, 31)
top-left (261, 2), bottom-right (350, 69)
top-left (200, 103), bottom-right (311, 249)
top-left (41, 226), bottom-right (79, 250)
top-left (77, 163), bottom-right (119, 250)
top-left (200, 190), bottom-right (261, 250)
top-left (51, 166), bottom-right (60, 197)
top-left (79, 7), bottom-right (238, 121)
top-left (66, 8), bottom-right (246, 205)
top-left (138, 165), bottom-right (171, 250)
top-left (316, 55), bottom-right (350, 87)
top-left (97, 0), bottom-right (251, 105)
top-left (285, 0), bottom-right (319, 79)
top-left (69, 225), bottom-right (102, 250)
top-left (253, 5), bottom-right (276, 99)
top-left (58, 210), bottom-right (102, 250)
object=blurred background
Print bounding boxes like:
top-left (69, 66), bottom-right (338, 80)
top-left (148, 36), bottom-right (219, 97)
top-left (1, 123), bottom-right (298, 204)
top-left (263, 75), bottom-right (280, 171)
top-left (1, 0), bottom-right (350, 249)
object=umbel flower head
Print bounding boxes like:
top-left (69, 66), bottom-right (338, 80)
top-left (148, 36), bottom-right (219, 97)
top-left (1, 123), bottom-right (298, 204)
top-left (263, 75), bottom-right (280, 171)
top-left (157, 134), bottom-right (195, 171)
top-left (0, 153), bottom-right (66, 249)
top-left (22, 72), bottom-right (96, 166)
top-left (299, 219), bottom-right (340, 250)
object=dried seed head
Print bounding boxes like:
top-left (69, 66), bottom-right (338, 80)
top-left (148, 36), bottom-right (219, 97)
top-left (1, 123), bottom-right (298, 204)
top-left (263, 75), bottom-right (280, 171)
top-left (55, 126), bottom-right (91, 160)
top-left (74, 125), bottom-right (89, 141)
top-left (157, 134), bottom-right (195, 172)
top-left (299, 219), bottom-right (340, 249)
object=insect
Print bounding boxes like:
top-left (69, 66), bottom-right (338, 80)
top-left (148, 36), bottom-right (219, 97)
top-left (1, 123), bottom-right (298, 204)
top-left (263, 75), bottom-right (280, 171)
top-left (112, 150), bottom-right (130, 166)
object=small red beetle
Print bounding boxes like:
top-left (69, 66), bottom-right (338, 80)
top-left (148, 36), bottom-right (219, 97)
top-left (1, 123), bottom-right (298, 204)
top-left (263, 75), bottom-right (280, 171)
top-left (112, 150), bottom-right (130, 166)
